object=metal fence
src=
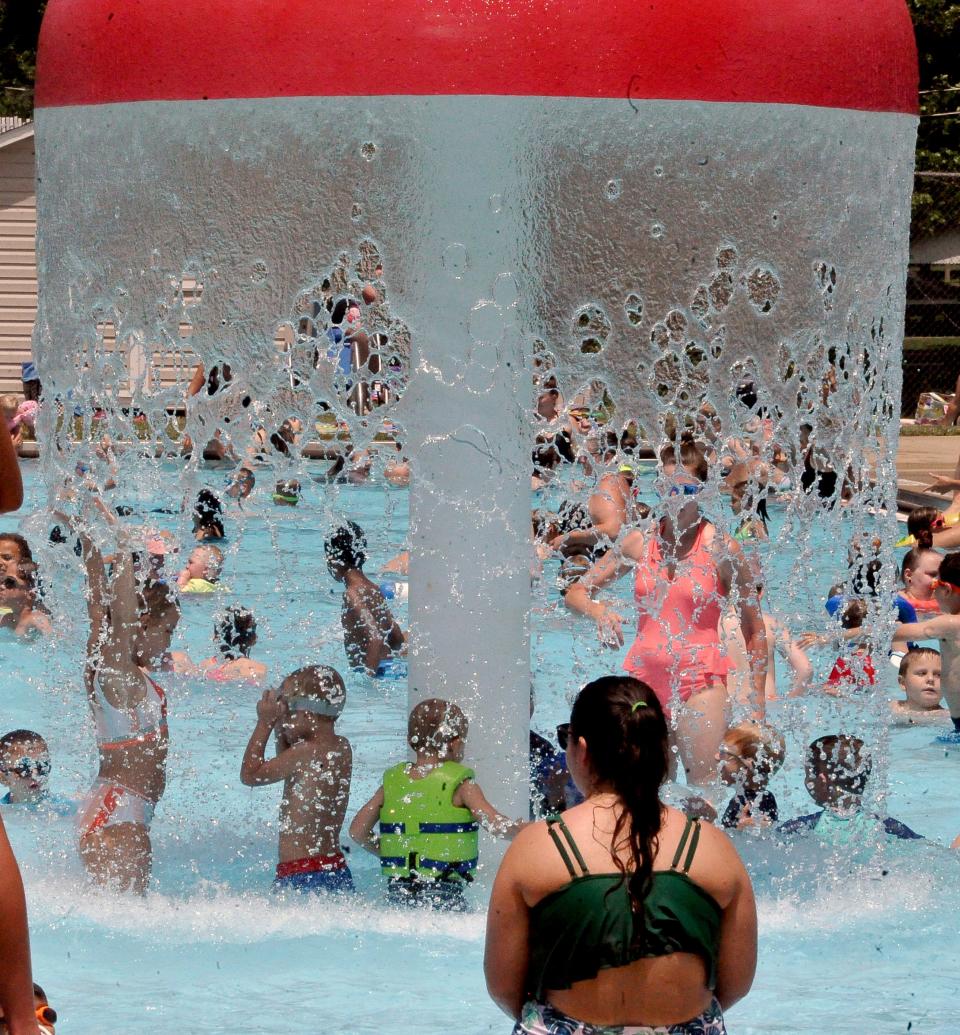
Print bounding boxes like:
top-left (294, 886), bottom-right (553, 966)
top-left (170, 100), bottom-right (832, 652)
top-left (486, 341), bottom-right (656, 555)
top-left (902, 171), bottom-right (960, 419)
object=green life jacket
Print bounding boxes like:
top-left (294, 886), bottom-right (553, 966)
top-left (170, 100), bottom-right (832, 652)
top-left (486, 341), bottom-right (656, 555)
top-left (379, 760), bottom-right (479, 880)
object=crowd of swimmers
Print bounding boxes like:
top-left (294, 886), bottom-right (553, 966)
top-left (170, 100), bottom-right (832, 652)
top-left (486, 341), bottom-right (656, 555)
top-left (5, 370), bottom-right (960, 1034)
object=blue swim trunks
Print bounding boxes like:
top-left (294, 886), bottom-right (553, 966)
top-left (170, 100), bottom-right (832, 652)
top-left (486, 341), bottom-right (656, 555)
top-left (374, 657), bottom-right (408, 680)
top-left (274, 853), bottom-right (355, 894)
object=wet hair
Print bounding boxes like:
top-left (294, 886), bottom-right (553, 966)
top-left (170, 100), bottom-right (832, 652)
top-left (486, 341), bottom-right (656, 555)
top-left (0, 533), bottom-right (33, 564)
top-left (140, 578), bottom-right (180, 624)
top-left (568, 675), bottom-right (668, 914)
top-left (939, 550), bottom-right (960, 590)
top-left (898, 646), bottom-right (941, 679)
top-left (556, 499), bottom-right (591, 535)
top-left (408, 698), bottom-right (468, 753)
top-left (281, 664), bottom-right (347, 715)
top-left (658, 432), bottom-right (709, 482)
top-left (193, 489), bottom-right (225, 537)
top-left (851, 559), bottom-right (881, 598)
top-left (906, 506), bottom-right (940, 549)
top-left (724, 722), bottom-right (786, 782)
top-left (0, 728), bottom-right (46, 754)
top-left (900, 545), bottom-right (939, 583)
top-left (839, 598), bottom-right (867, 630)
top-left (324, 522), bottom-right (367, 570)
top-left (216, 606), bottom-right (257, 658)
top-left (807, 734), bottom-right (871, 799)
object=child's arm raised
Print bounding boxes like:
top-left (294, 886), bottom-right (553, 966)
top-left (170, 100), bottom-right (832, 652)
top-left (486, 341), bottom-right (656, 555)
top-left (240, 691), bottom-right (309, 786)
top-left (348, 787), bottom-right (385, 856)
top-left (455, 780), bottom-right (524, 839)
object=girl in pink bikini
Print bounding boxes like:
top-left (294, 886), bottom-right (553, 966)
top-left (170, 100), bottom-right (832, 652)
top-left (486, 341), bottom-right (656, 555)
top-left (565, 435), bottom-right (768, 784)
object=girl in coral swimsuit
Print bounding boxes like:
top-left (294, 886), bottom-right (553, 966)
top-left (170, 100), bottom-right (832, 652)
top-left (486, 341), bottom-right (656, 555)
top-left (565, 436), bottom-right (768, 784)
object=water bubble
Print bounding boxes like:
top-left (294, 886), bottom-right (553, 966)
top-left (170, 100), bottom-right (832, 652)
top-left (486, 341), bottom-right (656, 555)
top-left (650, 223), bottom-right (665, 240)
top-left (441, 243), bottom-right (469, 280)
top-left (744, 266), bottom-right (781, 314)
top-left (690, 285), bottom-right (709, 323)
top-left (489, 193), bottom-right (503, 214)
top-left (468, 301), bottom-right (505, 345)
top-left (707, 271), bottom-right (734, 311)
top-left (624, 293), bottom-right (644, 326)
top-left (493, 273), bottom-right (519, 309)
top-left (716, 246), bottom-right (738, 271)
top-left (572, 303), bottom-right (612, 354)
top-left (605, 179), bottom-right (622, 200)
top-left (665, 309), bottom-right (688, 342)
top-left (360, 141), bottom-right (377, 161)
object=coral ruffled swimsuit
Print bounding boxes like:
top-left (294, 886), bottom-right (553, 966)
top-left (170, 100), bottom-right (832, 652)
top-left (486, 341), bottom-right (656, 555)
top-left (623, 521), bottom-right (728, 712)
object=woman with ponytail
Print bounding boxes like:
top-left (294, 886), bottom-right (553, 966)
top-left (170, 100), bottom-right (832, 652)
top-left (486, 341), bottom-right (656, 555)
top-left (485, 676), bottom-right (757, 1035)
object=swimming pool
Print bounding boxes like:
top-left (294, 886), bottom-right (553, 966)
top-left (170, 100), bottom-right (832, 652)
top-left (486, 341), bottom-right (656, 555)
top-left (3, 462), bottom-right (959, 1034)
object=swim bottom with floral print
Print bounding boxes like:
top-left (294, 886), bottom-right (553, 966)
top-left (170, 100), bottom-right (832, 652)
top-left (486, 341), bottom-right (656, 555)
top-left (512, 998), bottom-right (726, 1035)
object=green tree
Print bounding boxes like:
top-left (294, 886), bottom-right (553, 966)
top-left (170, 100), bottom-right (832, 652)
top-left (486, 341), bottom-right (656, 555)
top-left (908, 0), bottom-right (960, 238)
top-left (0, 2), bottom-right (46, 118)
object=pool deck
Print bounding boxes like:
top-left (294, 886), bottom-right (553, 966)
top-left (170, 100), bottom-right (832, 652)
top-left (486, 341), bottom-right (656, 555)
top-left (895, 433), bottom-right (958, 510)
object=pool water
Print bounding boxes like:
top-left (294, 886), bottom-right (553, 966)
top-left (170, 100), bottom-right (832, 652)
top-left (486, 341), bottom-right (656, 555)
top-left (2, 463), bottom-right (959, 1034)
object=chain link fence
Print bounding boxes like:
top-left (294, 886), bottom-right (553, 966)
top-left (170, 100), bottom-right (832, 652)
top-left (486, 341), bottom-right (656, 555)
top-left (902, 171), bottom-right (960, 419)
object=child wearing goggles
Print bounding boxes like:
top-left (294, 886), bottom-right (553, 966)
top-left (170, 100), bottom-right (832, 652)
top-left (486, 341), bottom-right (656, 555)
top-left (892, 551), bottom-right (960, 742)
top-left (241, 666), bottom-right (355, 894)
top-left (0, 731), bottom-right (51, 807)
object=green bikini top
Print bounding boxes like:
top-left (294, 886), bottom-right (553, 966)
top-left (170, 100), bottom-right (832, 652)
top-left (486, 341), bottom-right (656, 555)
top-left (527, 815), bottom-right (722, 999)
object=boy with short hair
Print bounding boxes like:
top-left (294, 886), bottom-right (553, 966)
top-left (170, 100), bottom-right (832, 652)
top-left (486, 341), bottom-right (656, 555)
top-left (350, 698), bottom-right (523, 909)
top-left (780, 734), bottom-right (921, 841)
top-left (892, 551), bottom-right (960, 741)
top-left (240, 665), bottom-right (354, 893)
top-left (891, 647), bottom-right (947, 724)
top-left (0, 731), bottom-right (51, 806)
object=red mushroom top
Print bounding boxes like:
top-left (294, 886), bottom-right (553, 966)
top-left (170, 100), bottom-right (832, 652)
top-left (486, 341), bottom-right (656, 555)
top-left (36, 0), bottom-right (916, 114)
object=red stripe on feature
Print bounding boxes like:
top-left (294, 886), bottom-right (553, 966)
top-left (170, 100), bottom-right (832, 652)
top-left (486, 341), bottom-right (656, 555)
top-left (36, 0), bottom-right (916, 114)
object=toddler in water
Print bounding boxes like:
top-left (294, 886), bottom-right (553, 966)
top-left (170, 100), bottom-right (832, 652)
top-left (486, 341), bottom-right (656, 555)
top-left (240, 665), bottom-right (354, 893)
top-left (0, 730), bottom-right (51, 806)
top-left (891, 550), bottom-right (960, 741)
top-left (891, 647), bottom-right (947, 725)
top-left (779, 734), bottom-right (920, 842)
top-left (177, 545), bottom-right (224, 593)
top-left (350, 698), bottom-right (523, 909)
top-left (717, 722), bottom-right (785, 830)
top-left (824, 600), bottom-right (876, 693)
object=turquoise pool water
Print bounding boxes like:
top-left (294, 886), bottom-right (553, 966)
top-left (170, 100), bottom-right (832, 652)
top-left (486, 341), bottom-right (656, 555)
top-left (2, 462), bottom-right (959, 1033)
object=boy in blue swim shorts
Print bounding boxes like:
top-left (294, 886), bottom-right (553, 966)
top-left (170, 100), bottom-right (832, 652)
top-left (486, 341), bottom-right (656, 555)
top-left (241, 665), bottom-right (354, 893)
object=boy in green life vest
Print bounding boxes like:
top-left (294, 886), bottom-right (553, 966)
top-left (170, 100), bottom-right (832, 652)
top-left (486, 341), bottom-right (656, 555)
top-left (349, 698), bottom-right (524, 910)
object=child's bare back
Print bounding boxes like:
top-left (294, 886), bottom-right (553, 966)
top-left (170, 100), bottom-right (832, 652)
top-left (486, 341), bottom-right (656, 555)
top-left (240, 665), bottom-right (355, 892)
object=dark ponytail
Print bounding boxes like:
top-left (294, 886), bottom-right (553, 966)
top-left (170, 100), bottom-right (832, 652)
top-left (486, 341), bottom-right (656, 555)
top-left (907, 507), bottom-right (939, 548)
top-left (568, 676), bottom-right (668, 920)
